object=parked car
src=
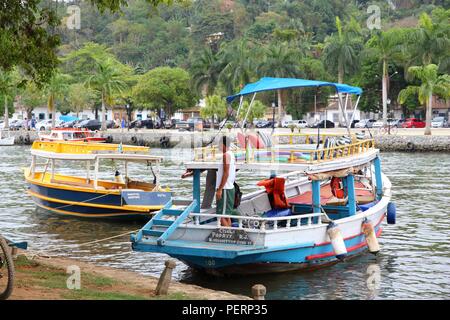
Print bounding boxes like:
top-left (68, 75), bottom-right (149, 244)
top-left (175, 117), bottom-right (205, 131)
top-left (10, 119), bottom-right (26, 130)
top-left (431, 117), bottom-right (448, 128)
top-left (286, 120), bottom-right (308, 129)
top-left (77, 119), bottom-right (102, 131)
top-left (312, 120), bottom-right (335, 128)
top-left (62, 119), bottom-right (82, 128)
top-left (386, 119), bottom-right (402, 128)
top-left (164, 119), bottom-right (180, 129)
top-left (372, 120), bottom-right (384, 128)
top-left (105, 120), bottom-right (119, 129)
top-left (129, 119), bottom-right (156, 129)
top-left (402, 118), bottom-right (426, 128)
top-left (36, 119), bottom-right (64, 131)
top-left (350, 120), bottom-right (360, 128)
top-left (355, 119), bottom-right (376, 128)
top-left (255, 120), bottom-right (274, 128)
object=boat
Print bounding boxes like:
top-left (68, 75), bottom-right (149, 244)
top-left (0, 131), bottom-right (14, 146)
top-left (131, 77), bottom-right (396, 275)
top-left (24, 141), bottom-right (172, 219)
top-left (38, 128), bottom-right (107, 143)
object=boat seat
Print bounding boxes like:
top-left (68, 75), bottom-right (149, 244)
top-left (50, 179), bottom-right (92, 188)
top-left (251, 193), bottom-right (272, 214)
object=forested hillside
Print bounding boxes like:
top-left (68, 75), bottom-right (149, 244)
top-left (1, 0), bottom-right (449, 132)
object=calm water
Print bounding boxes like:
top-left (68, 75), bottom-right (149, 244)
top-left (1, 146), bottom-right (449, 299)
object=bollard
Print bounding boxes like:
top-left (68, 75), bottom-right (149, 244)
top-left (252, 284), bottom-right (266, 300)
top-left (155, 259), bottom-right (176, 296)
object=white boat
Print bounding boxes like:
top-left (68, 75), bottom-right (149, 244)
top-left (131, 78), bottom-right (396, 275)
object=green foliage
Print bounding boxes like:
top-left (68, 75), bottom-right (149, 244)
top-left (0, 0), bottom-right (60, 85)
top-left (237, 100), bottom-right (266, 123)
top-left (132, 67), bottom-right (196, 116)
top-left (200, 95), bottom-right (227, 121)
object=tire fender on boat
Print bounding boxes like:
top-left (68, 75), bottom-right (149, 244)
top-left (327, 222), bottom-right (347, 260)
top-left (131, 136), bottom-right (137, 144)
top-left (106, 135), bottom-right (113, 143)
top-left (362, 218), bottom-right (380, 255)
top-left (387, 202), bottom-right (396, 225)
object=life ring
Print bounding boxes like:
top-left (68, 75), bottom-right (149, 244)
top-left (330, 177), bottom-right (345, 199)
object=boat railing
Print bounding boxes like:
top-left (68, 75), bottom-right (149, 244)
top-left (272, 132), bottom-right (346, 145)
top-left (185, 212), bottom-right (325, 232)
top-left (193, 138), bottom-right (375, 164)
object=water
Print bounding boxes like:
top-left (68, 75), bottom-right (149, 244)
top-left (1, 146), bottom-right (449, 299)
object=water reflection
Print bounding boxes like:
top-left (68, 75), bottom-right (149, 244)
top-left (0, 146), bottom-right (449, 299)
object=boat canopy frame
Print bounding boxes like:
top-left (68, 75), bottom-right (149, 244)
top-left (227, 77), bottom-right (363, 134)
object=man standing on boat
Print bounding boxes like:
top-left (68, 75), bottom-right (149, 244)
top-left (216, 136), bottom-right (236, 227)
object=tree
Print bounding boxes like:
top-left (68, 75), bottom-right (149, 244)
top-left (191, 47), bottom-right (224, 96)
top-left (45, 73), bottom-right (71, 127)
top-left (238, 100), bottom-right (266, 124)
top-left (132, 67), bottom-right (196, 117)
top-left (219, 39), bottom-right (256, 95)
top-left (19, 82), bottom-right (46, 120)
top-left (322, 17), bottom-right (363, 84)
top-left (408, 12), bottom-right (450, 71)
top-left (67, 83), bottom-right (97, 117)
top-left (0, 0), bottom-right (60, 86)
top-left (365, 29), bottom-right (408, 124)
top-left (0, 69), bottom-right (20, 129)
top-left (257, 43), bottom-right (301, 125)
top-left (86, 58), bottom-right (128, 130)
top-left (398, 64), bottom-right (450, 135)
top-left (200, 95), bottom-right (227, 125)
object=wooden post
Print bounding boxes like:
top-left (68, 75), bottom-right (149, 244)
top-left (155, 259), bottom-right (176, 296)
top-left (252, 284), bottom-right (266, 300)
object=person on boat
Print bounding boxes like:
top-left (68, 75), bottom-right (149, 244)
top-left (216, 136), bottom-right (236, 227)
top-left (181, 169), bottom-right (217, 209)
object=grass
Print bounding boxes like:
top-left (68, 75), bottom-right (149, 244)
top-left (12, 255), bottom-right (194, 300)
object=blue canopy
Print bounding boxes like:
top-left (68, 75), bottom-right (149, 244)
top-left (59, 115), bottom-right (79, 122)
top-left (226, 77), bottom-right (363, 103)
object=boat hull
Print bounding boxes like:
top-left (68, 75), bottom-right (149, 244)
top-left (26, 181), bottom-right (169, 220)
top-left (176, 221), bottom-right (382, 276)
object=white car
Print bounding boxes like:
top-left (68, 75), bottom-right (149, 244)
top-left (372, 120), bottom-right (384, 128)
top-left (287, 120), bottom-right (308, 128)
top-left (431, 117), bottom-right (448, 128)
top-left (355, 119), bottom-right (376, 128)
top-left (36, 119), bottom-right (64, 131)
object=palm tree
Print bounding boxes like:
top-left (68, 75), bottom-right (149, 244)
top-left (365, 29), bottom-right (407, 124)
top-left (408, 12), bottom-right (450, 70)
top-left (86, 59), bottom-right (127, 130)
top-left (190, 47), bottom-right (224, 96)
top-left (398, 64), bottom-right (450, 136)
top-left (200, 95), bottom-right (227, 127)
top-left (219, 39), bottom-right (256, 95)
top-left (45, 73), bottom-right (70, 127)
top-left (323, 17), bottom-right (363, 84)
top-left (257, 43), bottom-right (301, 125)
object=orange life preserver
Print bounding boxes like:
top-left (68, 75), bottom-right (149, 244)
top-left (257, 177), bottom-right (290, 209)
top-left (330, 177), bottom-right (345, 199)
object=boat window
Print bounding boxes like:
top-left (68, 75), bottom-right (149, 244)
top-left (62, 133), bottom-right (72, 140)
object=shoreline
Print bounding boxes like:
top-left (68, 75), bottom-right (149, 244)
top-left (9, 251), bottom-right (251, 300)
top-left (6, 128), bottom-right (450, 152)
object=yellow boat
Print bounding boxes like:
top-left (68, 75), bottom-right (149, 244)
top-left (24, 141), bottom-right (171, 219)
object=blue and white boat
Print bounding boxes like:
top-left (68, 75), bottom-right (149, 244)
top-left (131, 78), bottom-right (396, 275)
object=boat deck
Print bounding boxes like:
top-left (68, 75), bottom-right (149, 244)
top-left (288, 181), bottom-right (374, 206)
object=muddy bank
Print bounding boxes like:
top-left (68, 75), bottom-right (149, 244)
top-left (9, 252), bottom-right (251, 300)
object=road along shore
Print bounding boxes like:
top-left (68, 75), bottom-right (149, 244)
top-left (7, 128), bottom-right (450, 152)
